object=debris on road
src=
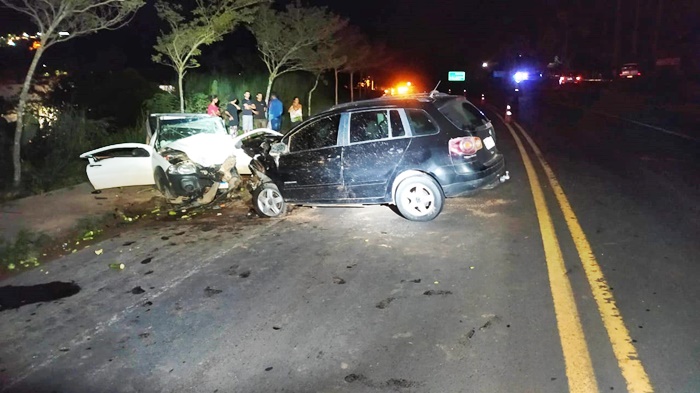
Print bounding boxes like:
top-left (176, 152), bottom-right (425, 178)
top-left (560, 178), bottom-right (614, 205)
top-left (376, 297), bottom-right (396, 309)
top-left (423, 290), bottom-right (453, 296)
top-left (130, 286), bottom-right (145, 294)
top-left (332, 276), bottom-right (346, 284)
top-left (204, 286), bottom-right (223, 297)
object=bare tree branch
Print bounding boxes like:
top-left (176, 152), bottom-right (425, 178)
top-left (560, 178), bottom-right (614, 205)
top-left (152, 0), bottom-right (264, 112)
top-left (249, 3), bottom-right (348, 102)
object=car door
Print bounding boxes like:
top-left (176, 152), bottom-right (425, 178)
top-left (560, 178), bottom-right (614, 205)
top-left (342, 109), bottom-right (411, 200)
top-left (79, 143), bottom-right (157, 190)
top-left (277, 114), bottom-right (343, 202)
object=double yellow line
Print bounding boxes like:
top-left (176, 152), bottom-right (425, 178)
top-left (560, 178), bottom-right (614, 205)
top-left (494, 113), bottom-right (654, 393)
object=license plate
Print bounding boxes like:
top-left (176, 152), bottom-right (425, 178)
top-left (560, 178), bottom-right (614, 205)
top-left (483, 136), bottom-right (495, 150)
top-left (219, 181), bottom-right (229, 189)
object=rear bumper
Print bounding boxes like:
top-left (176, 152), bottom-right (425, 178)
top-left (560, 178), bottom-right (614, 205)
top-left (440, 154), bottom-right (506, 197)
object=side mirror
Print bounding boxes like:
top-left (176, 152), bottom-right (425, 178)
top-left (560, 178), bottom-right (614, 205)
top-left (270, 142), bottom-right (286, 154)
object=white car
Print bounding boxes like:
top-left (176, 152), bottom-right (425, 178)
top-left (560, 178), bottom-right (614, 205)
top-left (79, 113), bottom-right (281, 204)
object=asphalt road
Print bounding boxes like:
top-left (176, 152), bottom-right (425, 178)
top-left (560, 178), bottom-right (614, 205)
top-left (1, 88), bottom-right (698, 393)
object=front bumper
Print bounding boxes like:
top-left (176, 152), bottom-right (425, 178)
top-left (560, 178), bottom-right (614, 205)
top-left (167, 173), bottom-right (216, 197)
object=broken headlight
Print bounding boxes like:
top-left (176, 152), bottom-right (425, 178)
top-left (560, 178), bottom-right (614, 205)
top-left (168, 160), bottom-right (197, 175)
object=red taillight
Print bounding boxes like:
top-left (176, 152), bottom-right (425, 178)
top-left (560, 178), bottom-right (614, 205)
top-left (576, 76), bottom-right (582, 81)
top-left (449, 136), bottom-right (483, 156)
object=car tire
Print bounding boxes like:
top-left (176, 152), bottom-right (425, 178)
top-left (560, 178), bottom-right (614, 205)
top-left (155, 169), bottom-right (177, 201)
top-left (252, 183), bottom-right (287, 218)
top-left (395, 175), bottom-right (444, 221)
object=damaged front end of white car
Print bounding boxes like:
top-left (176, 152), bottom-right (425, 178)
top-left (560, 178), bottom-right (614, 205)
top-left (79, 114), bottom-right (242, 206)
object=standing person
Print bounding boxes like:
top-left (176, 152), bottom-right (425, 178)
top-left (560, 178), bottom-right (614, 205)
top-left (288, 96), bottom-right (303, 126)
top-left (241, 91), bottom-right (255, 132)
top-left (268, 93), bottom-right (283, 131)
top-left (253, 92), bottom-right (267, 129)
top-left (225, 97), bottom-right (240, 136)
top-left (207, 95), bottom-right (220, 117)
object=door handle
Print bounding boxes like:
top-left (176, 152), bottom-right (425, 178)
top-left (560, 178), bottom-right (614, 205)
top-left (89, 164), bottom-right (102, 167)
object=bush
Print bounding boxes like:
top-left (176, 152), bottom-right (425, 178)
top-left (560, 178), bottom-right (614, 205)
top-left (0, 230), bottom-right (50, 272)
top-left (22, 108), bottom-right (110, 193)
top-left (144, 92), bottom-right (179, 114)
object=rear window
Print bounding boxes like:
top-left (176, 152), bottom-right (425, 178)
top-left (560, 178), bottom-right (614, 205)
top-left (438, 100), bottom-right (489, 130)
top-left (405, 109), bottom-right (438, 136)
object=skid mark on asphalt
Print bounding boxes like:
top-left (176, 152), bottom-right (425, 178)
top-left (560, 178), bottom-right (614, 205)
top-left (344, 373), bottom-right (422, 390)
top-left (448, 198), bottom-right (515, 218)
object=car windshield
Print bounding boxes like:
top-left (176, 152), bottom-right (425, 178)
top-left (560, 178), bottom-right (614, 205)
top-left (438, 99), bottom-right (489, 130)
top-left (156, 116), bottom-right (227, 148)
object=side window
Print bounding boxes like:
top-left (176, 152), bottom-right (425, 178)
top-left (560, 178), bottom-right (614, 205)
top-left (350, 110), bottom-right (389, 143)
top-left (405, 109), bottom-right (439, 135)
top-left (288, 115), bottom-right (340, 152)
top-left (96, 147), bottom-right (150, 160)
top-left (390, 110), bottom-right (405, 137)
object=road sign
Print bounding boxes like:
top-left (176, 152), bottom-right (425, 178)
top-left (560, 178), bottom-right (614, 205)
top-left (448, 71), bottom-right (466, 81)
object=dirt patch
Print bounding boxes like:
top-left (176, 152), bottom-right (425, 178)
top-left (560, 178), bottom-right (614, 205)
top-left (1, 186), bottom-right (258, 279)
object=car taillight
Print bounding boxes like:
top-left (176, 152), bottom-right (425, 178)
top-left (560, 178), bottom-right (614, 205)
top-left (576, 76), bottom-right (582, 81)
top-left (449, 136), bottom-right (483, 156)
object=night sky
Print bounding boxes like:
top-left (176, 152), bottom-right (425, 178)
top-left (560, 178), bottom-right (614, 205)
top-left (0, 0), bottom-right (552, 87)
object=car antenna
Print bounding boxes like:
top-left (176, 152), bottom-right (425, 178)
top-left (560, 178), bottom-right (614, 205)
top-left (429, 81), bottom-right (441, 98)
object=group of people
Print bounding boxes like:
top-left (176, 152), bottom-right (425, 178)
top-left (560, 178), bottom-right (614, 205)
top-left (206, 91), bottom-right (304, 136)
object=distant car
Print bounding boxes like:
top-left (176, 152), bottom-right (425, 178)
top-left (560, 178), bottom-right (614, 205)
top-left (620, 63), bottom-right (641, 78)
top-left (79, 113), bottom-right (281, 205)
top-left (559, 73), bottom-right (583, 85)
top-left (244, 93), bottom-right (509, 221)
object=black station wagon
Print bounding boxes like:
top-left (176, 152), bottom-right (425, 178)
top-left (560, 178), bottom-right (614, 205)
top-left (244, 92), bottom-right (509, 221)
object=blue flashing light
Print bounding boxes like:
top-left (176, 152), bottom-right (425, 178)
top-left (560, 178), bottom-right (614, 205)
top-left (513, 71), bottom-right (529, 83)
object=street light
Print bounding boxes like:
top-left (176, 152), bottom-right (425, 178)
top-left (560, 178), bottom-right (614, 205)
top-left (482, 62), bottom-right (488, 68)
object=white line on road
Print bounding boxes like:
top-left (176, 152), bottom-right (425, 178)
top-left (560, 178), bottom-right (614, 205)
top-left (558, 102), bottom-right (698, 142)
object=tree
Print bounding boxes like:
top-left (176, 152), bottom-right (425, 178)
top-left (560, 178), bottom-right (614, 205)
top-left (249, 3), bottom-right (347, 103)
top-left (301, 42), bottom-right (346, 116)
top-left (333, 26), bottom-right (372, 104)
top-left (0, 0), bottom-right (145, 189)
top-left (152, 0), bottom-right (262, 113)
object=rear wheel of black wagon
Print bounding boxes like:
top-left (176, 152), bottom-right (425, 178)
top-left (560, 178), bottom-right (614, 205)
top-left (394, 175), bottom-right (444, 221)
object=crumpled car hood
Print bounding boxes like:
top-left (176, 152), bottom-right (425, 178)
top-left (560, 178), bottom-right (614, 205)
top-left (164, 133), bottom-right (235, 167)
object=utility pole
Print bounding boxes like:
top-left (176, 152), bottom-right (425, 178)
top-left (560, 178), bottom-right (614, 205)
top-left (651, 0), bottom-right (664, 62)
top-left (612, 0), bottom-right (623, 72)
top-left (632, 0), bottom-right (641, 57)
